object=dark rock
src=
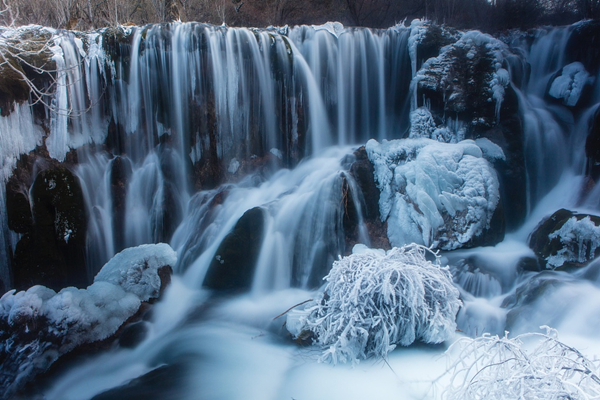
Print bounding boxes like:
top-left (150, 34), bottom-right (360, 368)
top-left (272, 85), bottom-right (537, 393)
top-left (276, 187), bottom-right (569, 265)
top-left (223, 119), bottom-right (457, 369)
top-left (566, 20), bottom-right (600, 75)
top-left (585, 107), bottom-right (600, 181)
top-left (91, 362), bottom-right (190, 400)
top-left (347, 147), bottom-right (390, 251)
top-left (5, 179), bottom-right (32, 234)
top-left (203, 207), bottom-right (265, 291)
top-left (118, 322), bottom-right (150, 349)
top-left (479, 85), bottom-right (527, 230)
top-left (529, 208), bottom-right (600, 269)
top-left (110, 156), bottom-right (132, 252)
top-left (517, 256), bottom-right (543, 273)
top-left (13, 166), bottom-right (88, 291)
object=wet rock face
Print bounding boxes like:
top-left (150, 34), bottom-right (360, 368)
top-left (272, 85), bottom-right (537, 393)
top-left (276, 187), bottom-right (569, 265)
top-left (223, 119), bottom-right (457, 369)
top-left (566, 20), bottom-right (600, 75)
top-left (12, 166), bottom-right (88, 291)
top-left (347, 147), bottom-right (390, 251)
top-left (203, 207), bottom-right (265, 291)
top-left (529, 208), bottom-right (600, 270)
top-left (586, 108), bottom-right (600, 181)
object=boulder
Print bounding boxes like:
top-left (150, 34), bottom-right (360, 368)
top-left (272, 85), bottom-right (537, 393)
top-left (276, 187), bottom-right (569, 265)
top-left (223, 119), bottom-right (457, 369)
top-left (413, 30), bottom-right (510, 133)
top-left (365, 138), bottom-right (504, 251)
top-left (0, 244), bottom-right (176, 400)
top-left (203, 207), bottom-right (265, 291)
top-left (566, 20), bottom-right (600, 75)
top-left (529, 209), bottom-right (600, 269)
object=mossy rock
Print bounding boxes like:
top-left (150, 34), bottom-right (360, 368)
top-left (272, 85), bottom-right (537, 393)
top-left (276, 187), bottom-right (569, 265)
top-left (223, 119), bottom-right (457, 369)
top-left (203, 207), bottom-right (265, 291)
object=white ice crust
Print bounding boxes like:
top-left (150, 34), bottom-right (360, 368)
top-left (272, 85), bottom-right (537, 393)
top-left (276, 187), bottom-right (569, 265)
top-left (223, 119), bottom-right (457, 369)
top-left (366, 138), bottom-right (500, 250)
top-left (548, 62), bottom-right (593, 107)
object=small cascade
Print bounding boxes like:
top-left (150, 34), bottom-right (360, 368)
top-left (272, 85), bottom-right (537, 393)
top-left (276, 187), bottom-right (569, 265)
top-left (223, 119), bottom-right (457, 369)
top-left (5, 20), bottom-right (600, 400)
top-left (509, 25), bottom-right (596, 211)
top-left (170, 147), bottom-right (365, 291)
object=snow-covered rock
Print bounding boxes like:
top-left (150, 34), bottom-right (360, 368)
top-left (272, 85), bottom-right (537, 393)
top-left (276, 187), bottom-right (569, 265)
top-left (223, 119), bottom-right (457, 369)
top-left (286, 244), bottom-right (460, 364)
top-left (366, 138), bottom-right (501, 250)
top-left (529, 209), bottom-right (600, 269)
top-left (548, 62), bottom-right (593, 107)
top-left (0, 243), bottom-right (176, 399)
top-left (412, 29), bottom-right (510, 130)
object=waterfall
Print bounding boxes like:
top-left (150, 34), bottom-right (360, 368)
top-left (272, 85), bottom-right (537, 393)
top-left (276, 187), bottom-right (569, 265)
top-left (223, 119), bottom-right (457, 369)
top-left (3, 20), bottom-right (600, 400)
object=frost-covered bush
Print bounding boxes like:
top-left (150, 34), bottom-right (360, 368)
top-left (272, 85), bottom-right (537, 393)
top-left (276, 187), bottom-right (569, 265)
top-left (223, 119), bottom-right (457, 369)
top-left (286, 244), bottom-right (461, 364)
top-left (366, 138), bottom-right (500, 250)
top-left (443, 327), bottom-right (600, 400)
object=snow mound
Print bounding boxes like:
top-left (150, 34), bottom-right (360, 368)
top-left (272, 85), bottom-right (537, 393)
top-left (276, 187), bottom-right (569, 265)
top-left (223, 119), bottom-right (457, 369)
top-left (366, 138), bottom-right (500, 250)
top-left (312, 21), bottom-right (345, 37)
top-left (0, 243), bottom-right (176, 397)
top-left (286, 244), bottom-right (461, 364)
top-left (546, 216), bottom-right (600, 269)
top-left (94, 243), bottom-right (177, 301)
top-left (548, 62), bottom-right (593, 107)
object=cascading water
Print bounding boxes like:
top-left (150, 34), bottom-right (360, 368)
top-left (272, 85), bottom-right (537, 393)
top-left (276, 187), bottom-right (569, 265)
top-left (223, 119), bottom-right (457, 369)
top-left (3, 20), bottom-right (600, 400)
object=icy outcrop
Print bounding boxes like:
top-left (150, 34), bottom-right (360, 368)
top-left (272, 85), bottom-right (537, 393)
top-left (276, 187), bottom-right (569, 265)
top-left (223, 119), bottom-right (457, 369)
top-left (413, 29), bottom-right (510, 127)
top-left (0, 244), bottom-right (176, 399)
top-left (286, 244), bottom-right (460, 364)
top-left (366, 138), bottom-right (501, 250)
top-left (529, 209), bottom-right (600, 269)
top-left (548, 62), bottom-right (593, 107)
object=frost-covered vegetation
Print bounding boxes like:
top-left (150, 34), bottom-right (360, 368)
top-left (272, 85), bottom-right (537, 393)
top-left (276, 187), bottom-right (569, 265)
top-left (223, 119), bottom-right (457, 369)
top-left (366, 138), bottom-right (500, 250)
top-left (443, 327), bottom-right (600, 400)
top-left (286, 244), bottom-right (461, 364)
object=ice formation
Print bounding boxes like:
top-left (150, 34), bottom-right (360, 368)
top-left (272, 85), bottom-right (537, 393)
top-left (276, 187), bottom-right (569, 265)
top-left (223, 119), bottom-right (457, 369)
top-left (546, 216), bottom-right (600, 269)
top-left (286, 244), bottom-right (461, 364)
top-left (0, 243), bottom-right (176, 397)
top-left (366, 138), bottom-right (500, 250)
top-left (548, 62), bottom-right (593, 107)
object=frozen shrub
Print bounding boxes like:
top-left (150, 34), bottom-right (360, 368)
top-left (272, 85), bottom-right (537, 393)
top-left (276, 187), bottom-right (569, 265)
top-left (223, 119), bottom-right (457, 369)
top-left (443, 327), bottom-right (600, 400)
top-left (286, 244), bottom-right (461, 364)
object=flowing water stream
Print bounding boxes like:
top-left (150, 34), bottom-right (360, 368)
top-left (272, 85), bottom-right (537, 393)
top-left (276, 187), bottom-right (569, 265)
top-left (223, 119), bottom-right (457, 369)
top-left (2, 21), bottom-right (600, 399)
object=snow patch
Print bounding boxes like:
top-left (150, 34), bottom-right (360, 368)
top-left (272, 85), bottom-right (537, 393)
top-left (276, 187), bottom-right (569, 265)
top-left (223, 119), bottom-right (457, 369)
top-left (548, 62), bottom-right (593, 107)
top-left (227, 158), bottom-right (240, 174)
top-left (312, 22), bottom-right (345, 37)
